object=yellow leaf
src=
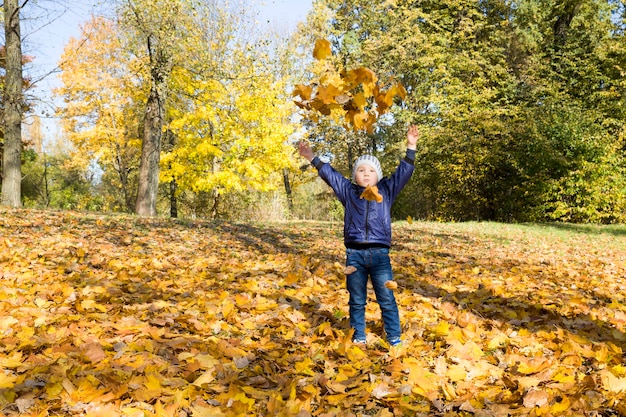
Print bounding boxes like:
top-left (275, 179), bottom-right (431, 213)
top-left (352, 92), bottom-right (367, 109)
top-left (516, 357), bottom-right (552, 375)
top-left (235, 292), bottom-right (251, 307)
top-left (371, 382), bottom-right (394, 399)
top-left (193, 370), bottom-right (215, 387)
top-left (0, 316), bottom-right (18, 330)
top-left (222, 299), bottom-right (235, 319)
top-left (487, 333), bottom-right (508, 350)
top-left (0, 352), bottom-right (23, 368)
top-left (45, 382), bottom-right (64, 398)
top-left (0, 372), bottom-right (17, 389)
top-left (189, 405), bottom-right (226, 417)
top-left (295, 357), bottom-right (314, 375)
top-left (62, 378), bottom-right (76, 395)
top-left (144, 372), bottom-right (162, 392)
top-left (432, 321), bottom-right (450, 337)
top-left (154, 400), bottom-right (178, 417)
top-left (82, 342), bottom-right (107, 363)
top-left (293, 84), bottom-right (313, 101)
top-left (552, 371), bottom-right (575, 383)
top-left (80, 299), bottom-right (107, 312)
top-left (120, 407), bottom-right (144, 417)
top-left (285, 272), bottom-right (299, 285)
top-left (600, 369), bottom-right (626, 393)
top-left (385, 280), bottom-right (398, 290)
top-left (313, 38), bottom-right (332, 60)
top-left (217, 339), bottom-right (247, 358)
top-left (319, 376), bottom-right (346, 394)
top-left (551, 395), bottom-right (570, 413)
top-left (84, 403), bottom-right (120, 417)
top-left (406, 215), bottom-right (413, 224)
top-left (316, 84), bottom-right (342, 105)
top-left (446, 365), bottom-right (466, 382)
top-left (193, 353), bottom-right (219, 369)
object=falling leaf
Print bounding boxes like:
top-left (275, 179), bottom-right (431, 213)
top-left (344, 265), bottom-right (357, 275)
top-left (360, 185), bottom-right (383, 203)
top-left (385, 280), bottom-right (398, 290)
top-left (313, 38), bottom-right (332, 60)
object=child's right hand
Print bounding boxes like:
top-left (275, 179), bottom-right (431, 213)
top-left (298, 141), bottom-right (315, 162)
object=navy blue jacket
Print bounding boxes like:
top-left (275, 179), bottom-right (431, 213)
top-left (311, 151), bottom-right (415, 248)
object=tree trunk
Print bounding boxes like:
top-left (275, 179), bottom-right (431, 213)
top-left (163, 129), bottom-right (178, 218)
top-left (135, 86), bottom-right (163, 216)
top-left (283, 168), bottom-right (293, 213)
top-left (135, 34), bottom-right (170, 216)
top-left (170, 179), bottom-right (178, 218)
top-left (1, 0), bottom-right (23, 208)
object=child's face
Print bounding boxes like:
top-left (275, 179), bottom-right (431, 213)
top-left (355, 164), bottom-right (379, 187)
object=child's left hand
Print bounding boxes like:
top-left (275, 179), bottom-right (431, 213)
top-left (407, 125), bottom-right (419, 150)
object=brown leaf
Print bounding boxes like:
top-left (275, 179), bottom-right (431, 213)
top-left (359, 185), bottom-right (383, 203)
top-left (385, 280), bottom-right (398, 290)
top-left (344, 265), bottom-right (357, 275)
top-left (82, 341), bottom-right (106, 363)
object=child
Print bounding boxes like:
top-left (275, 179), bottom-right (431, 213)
top-left (298, 125), bottom-right (419, 346)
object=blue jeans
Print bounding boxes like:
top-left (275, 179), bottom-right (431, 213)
top-left (346, 247), bottom-right (401, 342)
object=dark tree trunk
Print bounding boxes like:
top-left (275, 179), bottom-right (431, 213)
top-left (283, 168), bottom-right (293, 213)
top-left (170, 179), bottom-right (178, 218)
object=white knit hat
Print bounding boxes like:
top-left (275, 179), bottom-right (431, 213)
top-left (352, 155), bottom-right (383, 182)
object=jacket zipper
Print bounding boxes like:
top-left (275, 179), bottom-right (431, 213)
top-left (365, 200), bottom-right (370, 242)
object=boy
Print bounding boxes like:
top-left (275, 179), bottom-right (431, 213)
top-left (298, 125), bottom-right (419, 346)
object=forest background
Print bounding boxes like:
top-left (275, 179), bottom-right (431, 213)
top-left (1, 0), bottom-right (626, 222)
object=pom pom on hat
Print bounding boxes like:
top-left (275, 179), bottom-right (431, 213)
top-left (353, 155), bottom-right (383, 182)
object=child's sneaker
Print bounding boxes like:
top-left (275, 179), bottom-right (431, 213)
top-left (388, 338), bottom-right (402, 347)
top-left (352, 338), bottom-right (367, 345)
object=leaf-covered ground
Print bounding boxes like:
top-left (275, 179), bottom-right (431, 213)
top-left (1, 208), bottom-right (626, 417)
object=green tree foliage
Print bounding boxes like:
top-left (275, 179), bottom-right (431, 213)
top-left (22, 149), bottom-right (101, 211)
top-left (307, 0), bottom-right (626, 223)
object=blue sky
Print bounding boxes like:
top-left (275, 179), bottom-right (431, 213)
top-left (23, 0), bottom-right (312, 141)
top-left (27, 0), bottom-right (312, 71)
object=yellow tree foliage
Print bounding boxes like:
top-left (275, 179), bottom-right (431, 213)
top-left (293, 38), bottom-right (406, 134)
top-left (161, 34), bottom-right (297, 195)
top-left (54, 16), bottom-right (146, 211)
top-left (55, 2), bottom-right (299, 214)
